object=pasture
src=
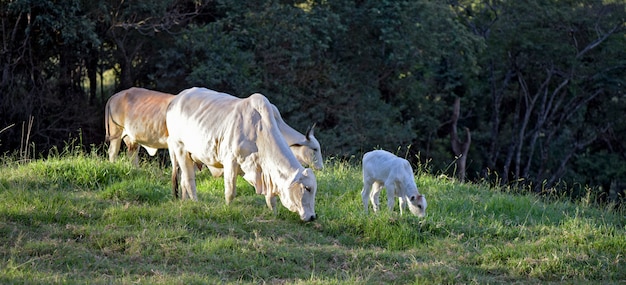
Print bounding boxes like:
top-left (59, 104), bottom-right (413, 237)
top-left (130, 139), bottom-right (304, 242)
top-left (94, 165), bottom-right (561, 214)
top-left (0, 149), bottom-right (624, 284)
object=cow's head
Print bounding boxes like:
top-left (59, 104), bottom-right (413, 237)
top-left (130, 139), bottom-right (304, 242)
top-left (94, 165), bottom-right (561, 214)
top-left (290, 124), bottom-right (323, 171)
top-left (407, 194), bottom-right (427, 217)
top-left (283, 168), bottom-right (317, 222)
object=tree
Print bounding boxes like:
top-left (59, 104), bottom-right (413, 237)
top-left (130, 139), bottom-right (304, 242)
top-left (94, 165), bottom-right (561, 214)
top-left (2, 0), bottom-right (624, 201)
top-left (99, 0), bottom-right (207, 90)
top-left (455, 0), bottom-right (626, 189)
top-left (0, 0), bottom-right (209, 154)
top-left (0, 0), bottom-right (100, 153)
top-left (450, 97), bottom-right (471, 181)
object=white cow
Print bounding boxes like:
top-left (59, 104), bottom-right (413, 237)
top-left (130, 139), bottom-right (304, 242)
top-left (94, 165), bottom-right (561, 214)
top-left (166, 87), bottom-right (317, 221)
top-left (361, 150), bottom-right (427, 217)
top-left (272, 104), bottom-right (323, 170)
top-left (105, 87), bottom-right (175, 166)
top-left (104, 88), bottom-right (323, 170)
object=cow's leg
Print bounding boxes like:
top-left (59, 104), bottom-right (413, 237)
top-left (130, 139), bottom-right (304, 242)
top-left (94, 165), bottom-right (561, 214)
top-left (107, 137), bottom-right (122, 163)
top-left (168, 147), bottom-right (179, 199)
top-left (223, 160), bottom-right (238, 204)
top-left (370, 181), bottom-right (384, 213)
top-left (180, 155), bottom-right (197, 201)
top-left (123, 136), bottom-right (140, 167)
top-left (171, 142), bottom-right (197, 201)
top-left (106, 117), bottom-right (123, 162)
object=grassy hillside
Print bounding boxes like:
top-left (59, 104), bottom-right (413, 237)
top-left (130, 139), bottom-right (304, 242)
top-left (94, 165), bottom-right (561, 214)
top-left (0, 150), bottom-right (624, 284)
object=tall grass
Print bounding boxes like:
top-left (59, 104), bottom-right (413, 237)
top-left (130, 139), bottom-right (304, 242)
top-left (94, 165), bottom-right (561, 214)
top-left (0, 149), bottom-right (624, 284)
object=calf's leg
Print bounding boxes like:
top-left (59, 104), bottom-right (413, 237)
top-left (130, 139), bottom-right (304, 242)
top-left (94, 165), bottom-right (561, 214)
top-left (398, 197), bottom-right (407, 216)
top-left (386, 183), bottom-right (397, 214)
top-left (361, 178), bottom-right (374, 214)
top-left (370, 181), bottom-right (384, 212)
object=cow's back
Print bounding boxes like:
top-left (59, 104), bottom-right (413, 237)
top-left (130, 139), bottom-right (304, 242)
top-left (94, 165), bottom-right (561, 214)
top-left (166, 88), bottom-right (245, 160)
top-left (106, 87), bottom-right (174, 148)
top-left (167, 88), bottom-right (300, 169)
top-left (167, 88), bottom-right (240, 122)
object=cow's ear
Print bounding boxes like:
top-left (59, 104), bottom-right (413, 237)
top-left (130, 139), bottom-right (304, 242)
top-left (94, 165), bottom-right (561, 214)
top-left (289, 169), bottom-right (303, 185)
top-left (305, 123), bottom-right (316, 140)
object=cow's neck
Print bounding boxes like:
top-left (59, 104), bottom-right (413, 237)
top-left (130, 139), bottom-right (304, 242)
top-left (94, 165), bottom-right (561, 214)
top-left (258, 124), bottom-right (303, 194)
top-left (260, 136), bottom-right (302, 176)
top-left (247, 93), bottom-right (303, 195)
top-left (278, 122), bottom-right (304, 146)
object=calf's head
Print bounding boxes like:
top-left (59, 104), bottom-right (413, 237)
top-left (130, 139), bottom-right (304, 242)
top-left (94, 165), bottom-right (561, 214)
top-left (407, 194), bottom-right (427, 217)
top-left (283, 168), bottom-right (317, 222)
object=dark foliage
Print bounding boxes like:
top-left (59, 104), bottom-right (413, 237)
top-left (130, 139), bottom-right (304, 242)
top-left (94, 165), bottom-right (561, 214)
top-left (1, 0), bottom-right (624, 203)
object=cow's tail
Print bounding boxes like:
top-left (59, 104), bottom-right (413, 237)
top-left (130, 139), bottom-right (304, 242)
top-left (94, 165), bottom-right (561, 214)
top-left (104, 100), bottom-right (112, 142)
top-left (104, 97), bottom-right (122, 142)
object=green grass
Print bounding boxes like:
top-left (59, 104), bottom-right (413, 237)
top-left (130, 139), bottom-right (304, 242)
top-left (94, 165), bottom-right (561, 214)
top-left (0, 150), bottom-right (624, 284)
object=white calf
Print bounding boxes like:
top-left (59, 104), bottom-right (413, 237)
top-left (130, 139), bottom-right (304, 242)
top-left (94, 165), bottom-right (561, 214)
top-left (361, 150), bottom-right (427, 217)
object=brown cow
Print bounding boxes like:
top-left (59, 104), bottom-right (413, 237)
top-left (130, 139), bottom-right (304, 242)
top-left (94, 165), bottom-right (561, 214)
top-left (104, 87), bottom-right (175, 166)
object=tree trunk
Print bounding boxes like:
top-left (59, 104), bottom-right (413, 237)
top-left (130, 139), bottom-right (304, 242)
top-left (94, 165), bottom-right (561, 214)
top-left (450, 97), bottom-right (471, 181)
top-left (87, 55), bottom-right (98, 105)
top-left (486, 63), bottom-right (514, 177)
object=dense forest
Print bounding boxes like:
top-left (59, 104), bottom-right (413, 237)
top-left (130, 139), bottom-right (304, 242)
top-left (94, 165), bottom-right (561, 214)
top-left (1, 0), bottom-right (625, 201)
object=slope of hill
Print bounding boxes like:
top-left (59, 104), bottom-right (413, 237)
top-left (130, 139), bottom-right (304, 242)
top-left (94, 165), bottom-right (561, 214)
top-left (0, 152), bottom-right (624, 284)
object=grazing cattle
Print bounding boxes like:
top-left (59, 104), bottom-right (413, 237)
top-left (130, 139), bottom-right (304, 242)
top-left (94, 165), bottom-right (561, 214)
top-left (361, 150), bottom-right (427, 217)
top-left (104, 88), bottom-right (322, 170)
top-left (166, 87), bottom-right (317, 221)
top-left (105, 87), bottom-right (175, 166)
top-left (272, 104), bottom-right (323, 170)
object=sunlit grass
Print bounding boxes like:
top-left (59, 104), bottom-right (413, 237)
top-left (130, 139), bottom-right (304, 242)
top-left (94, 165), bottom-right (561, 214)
top-left (0, 150), bottom-right (624, 284)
